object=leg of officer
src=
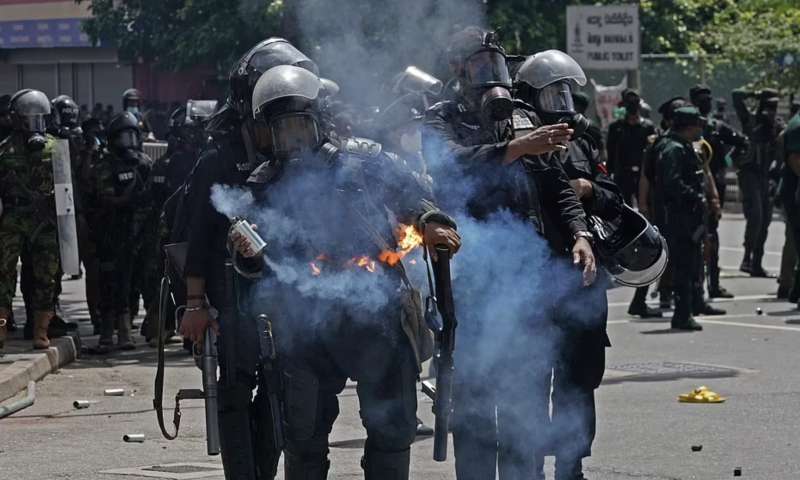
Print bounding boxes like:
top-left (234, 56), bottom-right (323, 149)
top-left (751, 176), bottom-right (773, 273)
top-left (27, 221), bottom-right (60, 349)
top-left (0, 216), bottom-right (23, 348)
top-left (357, 347), bottom-right (418, 480)
top-left (452, 374), bottom-right (499, 480)
top-left (738, 168), bottom-right (760, 270)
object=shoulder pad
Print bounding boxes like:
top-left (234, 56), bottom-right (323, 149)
top-left (342, 137), bottom-right (382, 158)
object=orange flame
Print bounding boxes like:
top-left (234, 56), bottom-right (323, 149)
top-left (347, 255), bottom-right (377, 273)
top-left (379, 224), bottom-right (424, 266)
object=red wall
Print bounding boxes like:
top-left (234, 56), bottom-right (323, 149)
top-left (133, 63), bottom-right (223, 104)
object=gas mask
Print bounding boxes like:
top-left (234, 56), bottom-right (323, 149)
top-left (535, 81), bottom-right (590, 138)
top-left (267, 112), bottom-right (322, 162)
top-left (126, 106), bottom-right (140, 116)
top-left (462, 44), bottom-right (513, 121)
top-left (18, 114), bottom-right (48, 152)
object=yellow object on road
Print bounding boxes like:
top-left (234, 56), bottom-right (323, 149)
top-left (678, 385), bottom-right (726, 403)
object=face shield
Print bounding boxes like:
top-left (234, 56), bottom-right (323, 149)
top-left (18, 114), bottom-right (47, 134)
top-left (268, 112), bottom-right (321, 160)
top-left (536, 81), bottom-right (575, 114)
top-left (114, 129), bottom-right (141, 150)
top-left (464, 50), bottom-right (511, 87)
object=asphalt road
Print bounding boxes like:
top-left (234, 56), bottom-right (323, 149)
top-left (1, 214), bottom-right (799, 480)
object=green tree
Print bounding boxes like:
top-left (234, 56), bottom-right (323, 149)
top-left (76, 0), bottom-right (286, 73)
top-left (688, 0), bottom-right (800, 90)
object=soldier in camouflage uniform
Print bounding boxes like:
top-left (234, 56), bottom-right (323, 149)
top-left (89, 111), bottom-right (152, 352)
top-left (0, 89), bottom-right (61, 350)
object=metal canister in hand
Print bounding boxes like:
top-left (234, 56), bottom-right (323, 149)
top-left (230, 217), bottom-right (267, 257)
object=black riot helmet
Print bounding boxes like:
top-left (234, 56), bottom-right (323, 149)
top-left (229, 38), bottom-right (319, 118)
top-left (107, 111), bottom-right (142, 151)
top-left (122, 88), bottom-right (142, 111)
top-left (515, 50), bottom-right (590, 138)
top-left (447, 27), bottom-right (513, 121)
top-left (9, 89), bottom-right (51, 151)
top-left (51, 95), bottom-right (80, 129)
top-left (251, 65), bottom-right (323, 161)
top-left (589, 205), bottom-right (669, 288)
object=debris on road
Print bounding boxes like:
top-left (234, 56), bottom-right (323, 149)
top-left (72, 400), bottom-right (97, 409)
top-left (734, 466), bottom-right (742, 476)
top-left (678, 386), bottom-right (726, 403)
top-left (691, 445), bottom-right (703, 452)
top-left (104, 388), bottom-right (125, 396)
top-left (123, 434), bottom-right (145, 443)
top-left (756, 307), bottom-right (763, 315)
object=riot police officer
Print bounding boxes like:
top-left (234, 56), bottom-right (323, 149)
top-left (515, 50), bottom-right (618, 480)
top-left (655, 106), bottom-right (708, 331)
top-left (0, 94), bottom-right (12, 141)
top-left (690, 85), bottom-right (749, 297)
top-left (122, 88), bottom-right (155, 140)
top-left (177, 38), bottom-right (320, 480)
top-left (0, 89), bottom-right (61, 350)
top-left (222, 63), bottom-right (459, 480)
top-left (90, 111), bottom-right (152, 352)
top-left (423, 28), bottom-right (595, 480)
top-left (733, 88), bottom-right (781, 277)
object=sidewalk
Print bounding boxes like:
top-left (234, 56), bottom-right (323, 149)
top-left (0, 333), bottom-right (81, 404)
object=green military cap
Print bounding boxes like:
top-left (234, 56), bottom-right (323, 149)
top-left (760, 88), bottom-right (780, 101)
top-left (672, 105), bottom-right (706, 127)
top-left (689, 84), bottom-right (711, 100)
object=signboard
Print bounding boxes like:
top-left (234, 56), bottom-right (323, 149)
top-left (0, 18), bottom-right (92, 49)
top-left (567, 5), bottom-right (640, 71)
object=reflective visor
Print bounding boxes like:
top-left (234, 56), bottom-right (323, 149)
top-left (116, 129), bottom-right (141, 149)
top-left (269, 113), bottom-right (320, 158)
top-left (537, 81), bottom-right (575, 114)
top-left (20, 114), bottom-right (47, 133)
top-left (464, 50), bottom-right (511, 87)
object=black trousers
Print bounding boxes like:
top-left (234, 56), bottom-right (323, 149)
top-left (451, 317), bottom-right (554, 480)
top-left (668, 229), bottom-right (703, 322)
top-left (739, 169), bottom-right (772, 265)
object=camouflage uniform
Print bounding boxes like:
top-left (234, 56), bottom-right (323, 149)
top-left (0, 133), bottom-right (60, 342)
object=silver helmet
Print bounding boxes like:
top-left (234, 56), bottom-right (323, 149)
top-left (516, 49), bottom-right (587, 90)
top-left (252, 65), bottom-right (322, 119)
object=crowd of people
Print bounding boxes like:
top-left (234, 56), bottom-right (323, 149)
top-left (1, 25), bottom-right (800, 480)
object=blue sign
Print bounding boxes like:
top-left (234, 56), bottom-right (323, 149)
top-left (0, 18), bottom-right (94, 49)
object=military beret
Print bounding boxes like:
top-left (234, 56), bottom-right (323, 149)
top-left (657, 96), bottom-right (687, 118)
top-left (689, 84), bottom-right (711, 99)
top-left (672, 106), bottom-right (706, 126)
top-left (621, 88), bottom-right (640, 100)
top-left (760, 88), bottom-right (780, 101)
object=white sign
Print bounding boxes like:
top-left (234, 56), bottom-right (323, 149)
top-left (567, 5), bottom-right (640, 70)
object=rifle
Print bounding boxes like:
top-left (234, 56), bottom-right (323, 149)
top-left (154, 247), bottom-right (221, 455)
top-left (421, 245), bottom-right (457, 462)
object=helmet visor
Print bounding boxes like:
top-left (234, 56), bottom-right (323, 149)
top-left (537, 81), bottom-right (575, 114)
top-left (20, 114), bottom-right (47, 133)
top-left (611, 237), bottom-right (669, 288)
top-left (269, 113), bottom-right (321, 159)
top-left (115, 129), bottom-right (141, 149)
top-left (464, 50), bottom-right (511, 87)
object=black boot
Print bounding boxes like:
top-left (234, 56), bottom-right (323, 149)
top-left (694, 303), bottom-right (726, 316)
top-left (555, 457), bottom-right (587, 480)
top-left (361, 448), bottom-right (410, 480)
top-left (672, 316), bottom-right (703, 331)
top-left (708, 286), bottom-right (734, 299)
top-left (415, 417), bottom-right (433, 436)
top-left (285, 451), bottom-right (330, 480)
top-left (628, 287), bottom-right (663, 318)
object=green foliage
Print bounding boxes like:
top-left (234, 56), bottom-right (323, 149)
top-left (688, 0), bottom-right (800, 90)
top-left (76, 0), bottom-right (286, 72)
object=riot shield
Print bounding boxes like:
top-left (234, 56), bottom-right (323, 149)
top-left (52, 139), bottom-right (80, 276)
